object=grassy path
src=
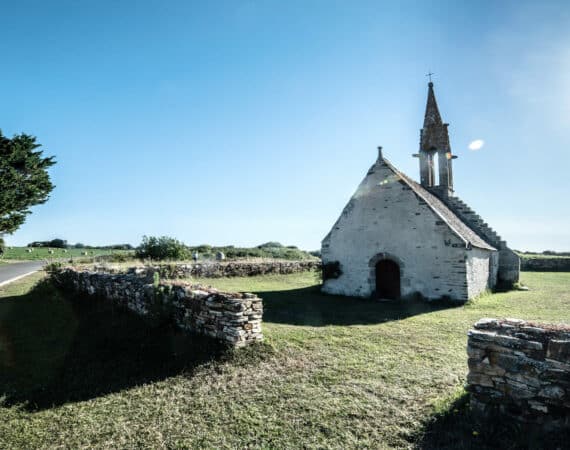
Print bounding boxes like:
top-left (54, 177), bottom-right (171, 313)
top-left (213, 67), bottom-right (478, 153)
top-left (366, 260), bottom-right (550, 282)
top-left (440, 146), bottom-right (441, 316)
top-left (0, 271), bottom-right (569, 449)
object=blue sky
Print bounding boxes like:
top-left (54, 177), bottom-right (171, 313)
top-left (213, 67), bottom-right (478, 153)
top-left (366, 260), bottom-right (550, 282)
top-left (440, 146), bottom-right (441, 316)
top-left (1, 0), bottom-right (569, 251)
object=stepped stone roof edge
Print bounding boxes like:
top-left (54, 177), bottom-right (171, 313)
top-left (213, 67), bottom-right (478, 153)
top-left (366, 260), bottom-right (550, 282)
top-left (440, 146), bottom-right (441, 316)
top-left (382, 157), bottom-right (496, 251)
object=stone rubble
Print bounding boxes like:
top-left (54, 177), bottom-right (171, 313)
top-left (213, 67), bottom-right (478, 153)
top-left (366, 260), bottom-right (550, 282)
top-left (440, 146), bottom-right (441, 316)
top-left (51, 267), bottom-right (264, 347)
top-left (466, 318), bottom-right (570, 428)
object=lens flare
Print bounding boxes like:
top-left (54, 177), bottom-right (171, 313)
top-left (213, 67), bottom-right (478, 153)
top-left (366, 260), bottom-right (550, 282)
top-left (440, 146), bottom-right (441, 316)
top-left (468, 139), bottom-right (485, 151)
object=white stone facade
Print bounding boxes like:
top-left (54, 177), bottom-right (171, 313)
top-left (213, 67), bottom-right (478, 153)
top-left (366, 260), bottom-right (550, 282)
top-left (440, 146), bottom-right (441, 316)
top-left (321, 158), bottom-right (498, 302)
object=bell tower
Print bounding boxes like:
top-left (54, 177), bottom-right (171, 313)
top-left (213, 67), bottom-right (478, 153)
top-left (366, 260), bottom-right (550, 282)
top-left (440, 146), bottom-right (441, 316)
top-left (414, 81), bottom-right (457, 198)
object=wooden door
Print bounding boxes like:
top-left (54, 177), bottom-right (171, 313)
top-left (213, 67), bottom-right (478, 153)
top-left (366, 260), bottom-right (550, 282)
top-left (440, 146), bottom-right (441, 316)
top-left (375, 260), bottom-right (401, 300)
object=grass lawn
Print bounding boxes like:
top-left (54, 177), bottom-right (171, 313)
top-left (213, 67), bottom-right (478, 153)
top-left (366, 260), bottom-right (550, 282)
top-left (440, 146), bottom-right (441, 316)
top-left (1, 271), bottom-right (569, 449)
top-left (0, 246), bottom-right (133, 262)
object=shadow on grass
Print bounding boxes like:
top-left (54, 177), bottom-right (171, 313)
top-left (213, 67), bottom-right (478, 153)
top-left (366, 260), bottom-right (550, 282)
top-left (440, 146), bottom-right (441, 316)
top-left (0, 278), bottom-right (459, 411)
top-left (415, 391), bottom-right (570, 450)
top-left (260, 284), bottom-right (461, 326)
top-left (0, 280), bottom-right (246, 411)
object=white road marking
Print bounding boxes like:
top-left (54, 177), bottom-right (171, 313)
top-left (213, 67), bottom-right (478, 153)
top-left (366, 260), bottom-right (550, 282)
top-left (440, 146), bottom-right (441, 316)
top-left (0, 270), bottom-right (40, 288)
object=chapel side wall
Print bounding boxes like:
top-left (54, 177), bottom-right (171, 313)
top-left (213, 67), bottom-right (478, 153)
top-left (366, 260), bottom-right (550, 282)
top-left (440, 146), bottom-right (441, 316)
top-left (498, 246), bottom-right (520, 286)
top-left (322, 162), bottom-right (469, 301)
top-left (466, 248), bottom-right (495, 299)
top-left (489, 251), bottom-right (499, 289)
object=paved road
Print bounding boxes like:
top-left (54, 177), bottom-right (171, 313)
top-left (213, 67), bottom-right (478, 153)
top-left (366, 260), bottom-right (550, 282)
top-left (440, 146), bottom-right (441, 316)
top-left (0, 261), bottom-right (45, 286)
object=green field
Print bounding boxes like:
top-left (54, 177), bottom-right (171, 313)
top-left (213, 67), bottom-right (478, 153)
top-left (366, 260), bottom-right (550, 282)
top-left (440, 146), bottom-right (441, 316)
top-left (0, 246), bottom-right (133, 261)
top-left (1, 271), bottom-right (569, 449)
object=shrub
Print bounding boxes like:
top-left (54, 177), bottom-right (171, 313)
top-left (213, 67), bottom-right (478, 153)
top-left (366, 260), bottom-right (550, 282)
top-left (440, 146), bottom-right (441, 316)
top-left (101, 244), bottom-right (133, 250)
top-left (322, 261), bottom-right (342, 280)
top-left (257, 242), bottom-right (283, 249)
top-left (136, 236), bottom-right (188, 260)
top-left (44, 262), bottom-right (63, 276)
top-left (107, 253), bottom-right (134, 263)
top-left (49, 239), bottom-right (67, 248)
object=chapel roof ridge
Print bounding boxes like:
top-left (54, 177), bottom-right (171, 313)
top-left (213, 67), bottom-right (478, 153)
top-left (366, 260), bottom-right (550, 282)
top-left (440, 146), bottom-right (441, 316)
top-left (379, 156), bottom-right (496, 251)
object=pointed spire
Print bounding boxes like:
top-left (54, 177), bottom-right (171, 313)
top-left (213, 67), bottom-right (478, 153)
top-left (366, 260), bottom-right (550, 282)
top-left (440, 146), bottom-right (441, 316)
top-left (420, 82), bottom-right (450, 152)
top-left (417, 81), bottom-right (455, 196)
top-left (423, 82), bottom-right (443, 128)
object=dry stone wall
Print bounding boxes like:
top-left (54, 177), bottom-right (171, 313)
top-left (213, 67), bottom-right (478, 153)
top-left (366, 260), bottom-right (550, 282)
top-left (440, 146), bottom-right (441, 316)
top-left (467, 318), bottom-right (570, 428)
top-left (520, 257), bottom-right (570, 272)
top-left (130, 260), bottom-right (320, 279)
top-left (51, 267), bottom-right (263, 347)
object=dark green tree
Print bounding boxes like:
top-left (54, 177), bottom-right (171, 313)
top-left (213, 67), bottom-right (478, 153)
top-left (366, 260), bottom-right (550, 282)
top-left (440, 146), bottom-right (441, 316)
top-left (0, 131), bottom-right (55, 234)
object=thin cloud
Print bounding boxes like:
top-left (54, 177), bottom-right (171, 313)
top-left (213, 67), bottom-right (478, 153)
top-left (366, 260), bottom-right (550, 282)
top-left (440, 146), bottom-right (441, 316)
top-left (487, 5), bottom-right (570, 129)
top-left (468, 139), bottom-right (485, 151)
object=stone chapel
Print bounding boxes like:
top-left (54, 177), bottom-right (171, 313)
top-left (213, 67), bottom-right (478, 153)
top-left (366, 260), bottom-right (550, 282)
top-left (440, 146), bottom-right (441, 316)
top-left (321, 82), bottom-right (520, 302)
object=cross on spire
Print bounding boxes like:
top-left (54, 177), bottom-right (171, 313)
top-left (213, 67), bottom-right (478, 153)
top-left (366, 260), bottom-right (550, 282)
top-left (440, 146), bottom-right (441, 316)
top-left (426, 71), bottom-right (434, 83)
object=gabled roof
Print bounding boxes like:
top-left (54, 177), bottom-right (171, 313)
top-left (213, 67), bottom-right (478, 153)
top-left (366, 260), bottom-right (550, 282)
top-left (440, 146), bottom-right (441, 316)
top-left (382, 158), bottom-right (496, 251)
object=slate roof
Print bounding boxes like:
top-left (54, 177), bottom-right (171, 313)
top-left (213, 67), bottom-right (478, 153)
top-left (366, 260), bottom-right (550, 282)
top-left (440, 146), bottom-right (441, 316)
top-left (383, 158), bottom-right (496, 251)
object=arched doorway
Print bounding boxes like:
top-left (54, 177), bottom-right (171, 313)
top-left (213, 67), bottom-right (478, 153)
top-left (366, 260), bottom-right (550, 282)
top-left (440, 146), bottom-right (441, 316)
top-left (375, 260), bottom-right (401, 300)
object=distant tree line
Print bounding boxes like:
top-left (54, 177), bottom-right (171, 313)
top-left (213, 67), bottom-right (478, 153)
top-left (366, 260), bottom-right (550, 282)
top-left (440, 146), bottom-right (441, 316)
top-left (189, 242), bottom-right (316, 261)
top-left (28, 239), bottom-right (68, 248)
top-left (27, 239), bottom-right (133, 250)
top-left (77, 243), bottom-right (134, 250)
top-left (517, 250), bottom-right (570, 257)
top-left (19, 235), bottom-right (319, 261)
top-left (135, 236), bottom-right (319, 261)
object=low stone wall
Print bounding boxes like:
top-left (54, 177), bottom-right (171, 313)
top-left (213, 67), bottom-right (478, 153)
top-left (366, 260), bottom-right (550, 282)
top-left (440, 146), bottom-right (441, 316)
top-left (467, 318), bottom-right (570, 427)
top-left (51, 267), bottom-right (263, 347)
top-left (520, 257), bottom-right (570, 272)
top-left (140, 260), bottom-right (320, 279)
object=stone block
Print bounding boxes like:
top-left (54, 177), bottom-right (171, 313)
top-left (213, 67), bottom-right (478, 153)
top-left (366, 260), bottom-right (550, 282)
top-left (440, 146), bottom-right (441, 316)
top-left (473, 318), bottom-right (501, 330)
top-left (528, 401), bottom-right (548, 413)
top-left (468, 359), bottom-right (506, 377)
top-left (467, 345), bottom-right (486, 359)
top-left (539, 368), bottom-right (570, 386)
top-left (505, 372), bottom-right (541, 389)
top-left (538, 385), bottom-right (565, 401)
top-left (547, 340), bottom-right (570, 362)
top-left (545, 358), bottom-right (570, 371)
top-left (467, 372), bottom-right (494, 387)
